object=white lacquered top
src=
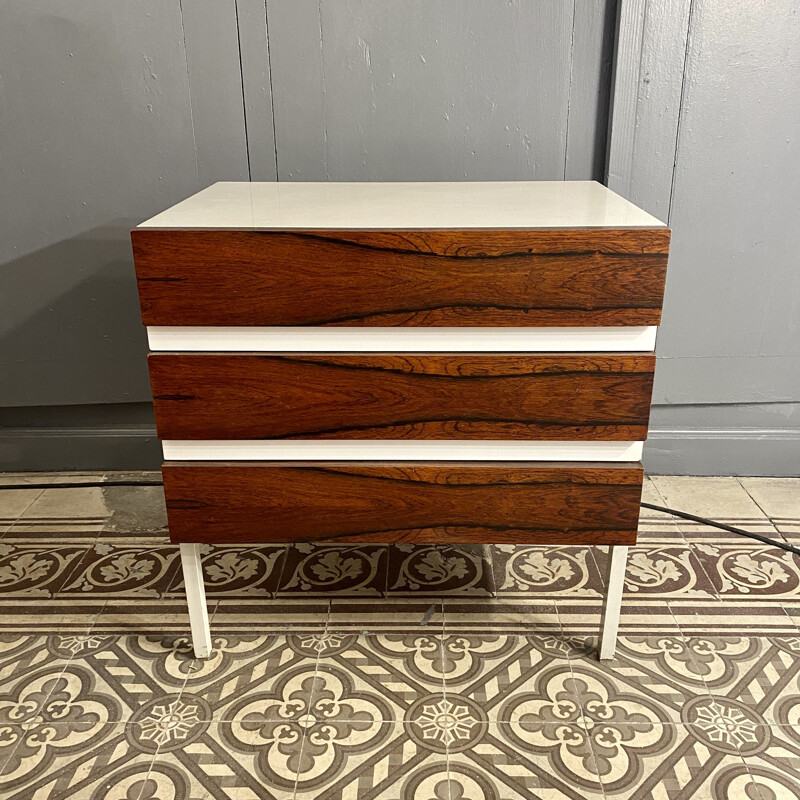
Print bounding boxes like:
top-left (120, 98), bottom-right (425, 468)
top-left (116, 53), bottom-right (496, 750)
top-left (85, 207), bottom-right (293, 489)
top-left (137, 181), bottom-right (665, 230)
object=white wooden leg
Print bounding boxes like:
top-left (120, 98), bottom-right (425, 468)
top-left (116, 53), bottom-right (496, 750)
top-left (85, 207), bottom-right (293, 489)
top-left (180, 543), bottom-right (212, 658)
top-left (598, 545), bottom-right (628, 661)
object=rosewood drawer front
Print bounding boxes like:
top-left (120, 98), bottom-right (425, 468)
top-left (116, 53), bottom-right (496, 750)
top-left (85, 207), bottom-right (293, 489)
top-left (162, 462), bottom-right (643, 545)
top-left (132, 228), bottom-right (670, 327)
top-left (149, 353), bottom-right (656, 441)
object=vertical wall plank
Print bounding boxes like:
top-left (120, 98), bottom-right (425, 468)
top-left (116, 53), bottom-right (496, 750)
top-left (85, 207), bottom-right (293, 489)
top-left (565, 0), bottom-right (617, 180)
top-left (610, 0), bottom-right (800, 474)
top-left (266, 0), bottom-right (582, 182)
top-left (179, 0), bottom-right (251, 183)
top-left (264, 0), bottom-right (329, 179)
top-left (605, 0), bottom-right (647, 196)
top-left (237, 0), bottom-right (278, 181)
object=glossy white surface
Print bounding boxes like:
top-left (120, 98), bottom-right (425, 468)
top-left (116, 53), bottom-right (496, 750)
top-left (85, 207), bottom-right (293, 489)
top-left (161, 440), bottom-right (644, 462)
top-left (147, 325), bottom-right (658, 352)
top-left (138, 181), bottom-right (665, 230)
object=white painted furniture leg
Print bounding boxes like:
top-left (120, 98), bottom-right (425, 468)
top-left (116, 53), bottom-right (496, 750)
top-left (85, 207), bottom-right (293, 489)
top-left (598, 545), bottom-right (628, 661)
top-left (180, 543), bottom-right (212, 658)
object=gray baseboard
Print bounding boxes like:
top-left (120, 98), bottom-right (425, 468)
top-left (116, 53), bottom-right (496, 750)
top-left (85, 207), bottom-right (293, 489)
top-left (2, 424), bottom-right (798, 476)
top-left (644, 428), bottom-right (800, 476)
top-left (0, 426), bottom-right (162, 472)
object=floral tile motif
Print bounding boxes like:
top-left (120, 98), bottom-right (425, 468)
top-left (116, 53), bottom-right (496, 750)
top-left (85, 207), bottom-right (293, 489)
top-left (492, 544), bottom-right (604, 597)
top-left (58, 542), bottom-right (182, 600)
top-left (0, 634), bottom-right (196, 732)
top-left (165, 543), bottom-right (287, 598)
top-left (617, 544), bottom-right (719, 598)
top-left (387, 543), bottom-right (494, 596)
top-left (278, 544), bottom-right (388, 596)
top-left (0, 542), bottom-right (93, 598)
top-left (693, 543), bottom-right (800, 599)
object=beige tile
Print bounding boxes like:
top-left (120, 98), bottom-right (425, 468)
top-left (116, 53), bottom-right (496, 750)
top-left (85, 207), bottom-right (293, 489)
top-left (651, 476), bottom-right (769, 520)
top-left (0, 489), bottom-right (44, 532)
top-left (740, 478), bottom-right (800, 539)
top-left (8, 486), bottom-right (110, 537)
top-left (641, 475), bottom-right (665, 505)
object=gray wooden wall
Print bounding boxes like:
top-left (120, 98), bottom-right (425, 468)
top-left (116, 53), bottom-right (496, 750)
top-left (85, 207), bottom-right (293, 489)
top-left (608, 0), bottom-right (800, 475)
top-left (1, 0), bottom-right (797, 475)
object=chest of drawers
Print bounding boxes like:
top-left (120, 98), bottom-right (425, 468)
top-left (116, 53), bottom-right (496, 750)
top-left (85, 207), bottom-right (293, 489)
top-left (132, 181), bottom-right (669, 660)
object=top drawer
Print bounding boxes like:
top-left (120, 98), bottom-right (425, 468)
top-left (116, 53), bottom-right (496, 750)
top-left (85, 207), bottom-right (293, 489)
top-left (131, 228), bottom-right (670, 327)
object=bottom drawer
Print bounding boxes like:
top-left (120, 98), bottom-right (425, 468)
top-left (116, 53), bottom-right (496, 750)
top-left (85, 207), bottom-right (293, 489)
top-left (162, 462), bottom-right (642, 545)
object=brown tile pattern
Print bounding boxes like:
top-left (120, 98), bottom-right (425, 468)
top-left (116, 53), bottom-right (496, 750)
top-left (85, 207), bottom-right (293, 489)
top-left (0, 475), bottom-right (799, 797)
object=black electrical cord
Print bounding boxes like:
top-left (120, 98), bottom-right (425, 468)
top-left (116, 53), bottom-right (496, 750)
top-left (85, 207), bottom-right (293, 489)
top-left (641, 502), bottom-right (800, 557)
top-left (1, 479), bottom-right (797, 556)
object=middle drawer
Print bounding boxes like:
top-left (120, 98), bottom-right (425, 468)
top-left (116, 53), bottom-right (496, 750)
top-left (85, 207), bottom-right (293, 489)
top-left (149, 353), bottom-right (655, 441)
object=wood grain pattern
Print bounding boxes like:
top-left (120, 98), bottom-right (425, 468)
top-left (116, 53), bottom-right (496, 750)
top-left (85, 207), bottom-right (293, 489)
top-left (162, 461), bottom-right (643, 545)
top-left (148, 353), bottom-right (656, 440)
top-left (132, 228), bottom-right (670, 327)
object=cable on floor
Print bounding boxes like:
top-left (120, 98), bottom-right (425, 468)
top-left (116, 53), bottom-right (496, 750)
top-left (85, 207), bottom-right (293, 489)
top-left (641, 502), bottom-right (800, 556)
top-left (1, 479), bottom-right (798, 557)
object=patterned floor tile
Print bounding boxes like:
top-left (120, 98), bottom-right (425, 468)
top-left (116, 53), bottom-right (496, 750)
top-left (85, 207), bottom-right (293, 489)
top-left (164, 544), bottom-right (287, 599)
top-left (0, 541), bottom-right (94, 600)
top-left (328, 598), bottom-right (444, 631)
top-left (183, 634), bottom-right (321, 722)
top-left (2, 473), bottom-right (800, 797)
top-left (0, 723), bottom-right (157, 800)
top-left (387, 543), bottom-right (494, 596)
top-left (597, 724), bottom-right (761, 800)
top-left (557, 599), bottom-right (682, 640)
top-left (743, 724), bottom-right (800, 799)
top-left (455, 723), bottom-right (608, 798)
top-left (617, 543), bottom-right (719, 599)
top-left (692, 635), bottom-right (800, 726)
top-left (0, 636), bottom-right (78, 730)
top-left (0, 634), bottom-right (197, 729)
top-left (567, 634), bottom-right (713, 726)
top-left (450, 636), bottom-right (585, 735)
top-left (90, 598), bottom-right (220, 636)
top-left (492, 544), bottom-right (605, 598)
top-left (693, 542), bottom-right (800, 600)
top-left (147, 722), bottom-right (298, 799)
top-left (310, 633), bottom-right (447, 725)
top-left (212, 598), bottom-right (330, 635)
top-left (277, 543), bottom-right (388, 597)
top-left (58, 541), bottom-right (182, 600)
top-left (444, 596), bottom-right (561, 634)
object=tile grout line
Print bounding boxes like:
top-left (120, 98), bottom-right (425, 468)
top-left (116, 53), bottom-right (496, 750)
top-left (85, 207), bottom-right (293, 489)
top-left (0, 487), bottom-right (48, 539)
top-left (737, 476), bottom-right (794, 545)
